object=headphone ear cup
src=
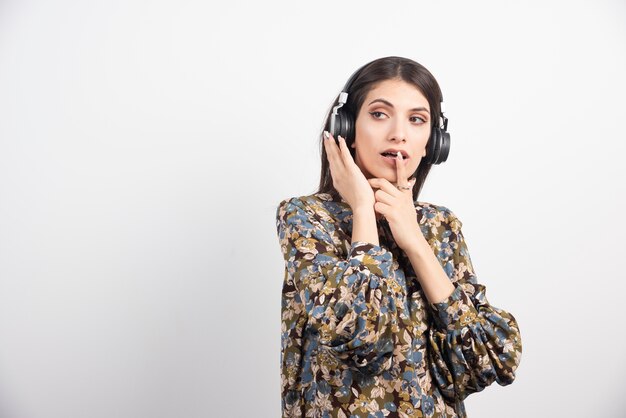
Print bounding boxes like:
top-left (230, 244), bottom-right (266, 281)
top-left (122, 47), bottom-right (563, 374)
top-left (437, 130), bottom-right (451, 164)
top-left (335, 108), bottom-right (355, 143)
top-left (423, 126), bottom-right (451, 165)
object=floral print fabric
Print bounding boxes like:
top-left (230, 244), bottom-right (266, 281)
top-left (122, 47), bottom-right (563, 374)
top-left (275, 192), bottom-right (522, 418)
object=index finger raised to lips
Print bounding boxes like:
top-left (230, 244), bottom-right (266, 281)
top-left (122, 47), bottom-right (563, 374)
top-left (395, 151), bottom-right (410, 189)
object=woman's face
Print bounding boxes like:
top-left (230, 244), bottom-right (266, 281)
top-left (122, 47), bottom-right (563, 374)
top-left (351, 78), bottom-right (431, 184)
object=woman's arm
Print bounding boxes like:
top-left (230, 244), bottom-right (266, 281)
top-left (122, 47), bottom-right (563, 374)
top-left (351, 205), bottom-right (380, 247)
top-left (276, 196), bottom-right (403, 374)
top-left (279, 266), bottom-right (307, 417)
top-left (412, 207), bottom-right (523, 401)
top-left (404, 238), bottom-right (456, 305)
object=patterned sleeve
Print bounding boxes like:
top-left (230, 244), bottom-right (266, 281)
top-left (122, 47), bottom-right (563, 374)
top-left (278, 258), bottom-right (308, 417)
top-left (426, 208), bottom-right (523, 402)
top-left (276, 197), bottom-right (405, 375)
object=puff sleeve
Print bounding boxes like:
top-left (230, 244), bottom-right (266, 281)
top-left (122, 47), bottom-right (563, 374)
top-left (276, 197), bottom-right (406, 376)
top-left (278, 255), bottom-right (307, 416)
top-left (426, 208), bottom-right (523, 402)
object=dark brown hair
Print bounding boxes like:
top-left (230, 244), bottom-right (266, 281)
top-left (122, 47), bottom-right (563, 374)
top-left (316, 56), bottom-right (444, 203)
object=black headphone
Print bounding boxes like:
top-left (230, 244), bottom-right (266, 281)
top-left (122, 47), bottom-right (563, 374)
top-left (329, 62), bottom-right (451, 165)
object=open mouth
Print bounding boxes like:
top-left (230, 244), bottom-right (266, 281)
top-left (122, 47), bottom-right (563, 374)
top-left (380, 151), bottom-right (408, 159)
top-left (380, 152), bottom-right (409, 165)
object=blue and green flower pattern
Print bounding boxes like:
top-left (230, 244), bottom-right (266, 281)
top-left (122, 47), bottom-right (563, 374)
top-left (275, 192), bottom-right (522, 418)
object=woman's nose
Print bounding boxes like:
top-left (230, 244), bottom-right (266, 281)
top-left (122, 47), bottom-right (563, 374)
top-left (389, 120), bottom-right (407, 142)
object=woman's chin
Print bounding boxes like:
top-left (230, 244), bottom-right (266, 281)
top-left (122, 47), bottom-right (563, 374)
top-left (364, 166), bottom-right (410, 184)
top-left (367, 169), bottom-right (395, 182)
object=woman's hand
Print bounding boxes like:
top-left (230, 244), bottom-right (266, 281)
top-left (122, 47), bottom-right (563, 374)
top-left (367, 153), bottom-right (420, 252)
top-left (323, 131), bottom-right (375, 210)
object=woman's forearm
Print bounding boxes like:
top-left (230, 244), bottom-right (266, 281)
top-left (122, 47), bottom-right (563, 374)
top-left (405, 238), bottom-right (455, 304)
top-left (351, 206), bottom-right (379, 247)
top-left (350, 205), bottom-right (454, 305)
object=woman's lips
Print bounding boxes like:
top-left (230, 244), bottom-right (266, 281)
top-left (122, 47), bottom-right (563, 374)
top-left (381, 154), bottom-right (409, 166)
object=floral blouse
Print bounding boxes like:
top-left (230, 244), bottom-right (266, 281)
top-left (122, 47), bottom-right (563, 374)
top-left (275, 192), bottom-right (522, 418)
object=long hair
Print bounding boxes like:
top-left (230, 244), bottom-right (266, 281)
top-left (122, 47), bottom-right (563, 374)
top-left (316, 56), bottom-right (444, 203)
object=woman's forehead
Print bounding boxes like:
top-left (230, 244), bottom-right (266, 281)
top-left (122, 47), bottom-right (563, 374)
top-left (364, 79), bottom-right (429, 110)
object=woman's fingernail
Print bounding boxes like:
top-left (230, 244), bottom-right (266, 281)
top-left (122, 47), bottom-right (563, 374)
top-left (323, 131), bottom-right (329, 139)
top-left (396, 151), bottom-right (403, 160)
top-left (338, 135), bottom-right (344, 142)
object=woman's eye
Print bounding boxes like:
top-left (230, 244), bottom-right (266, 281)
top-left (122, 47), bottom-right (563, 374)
top-left (371, 111), bottom-right (426, 124)
top-left (411, 116), bottom-right (427, 124)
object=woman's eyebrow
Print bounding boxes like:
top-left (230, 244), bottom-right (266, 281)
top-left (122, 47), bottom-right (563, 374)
top-left (368, 98), bottom-right (430, 114)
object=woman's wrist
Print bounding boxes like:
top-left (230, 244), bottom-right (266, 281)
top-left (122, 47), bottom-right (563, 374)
top-left (352, 203), bottom-right (375, 216)
top-left (404, 234), bottom-right (430, 258)
top-left (351, 205), bottom-right (379, 247)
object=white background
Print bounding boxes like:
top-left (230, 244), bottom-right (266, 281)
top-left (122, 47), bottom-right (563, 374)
top-left (1, 0), bottom-right (625, 417)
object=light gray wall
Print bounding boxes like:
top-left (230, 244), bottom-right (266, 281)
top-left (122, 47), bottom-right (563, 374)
top-left (1, 0), bottom-right (625, 417)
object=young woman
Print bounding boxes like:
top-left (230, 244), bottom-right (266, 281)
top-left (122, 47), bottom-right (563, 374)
top-left (275, 56), bottom-right (522, 418)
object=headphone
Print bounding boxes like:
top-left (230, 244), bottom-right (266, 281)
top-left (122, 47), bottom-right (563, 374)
top-left (329, 62), bottom-right (451, 165)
